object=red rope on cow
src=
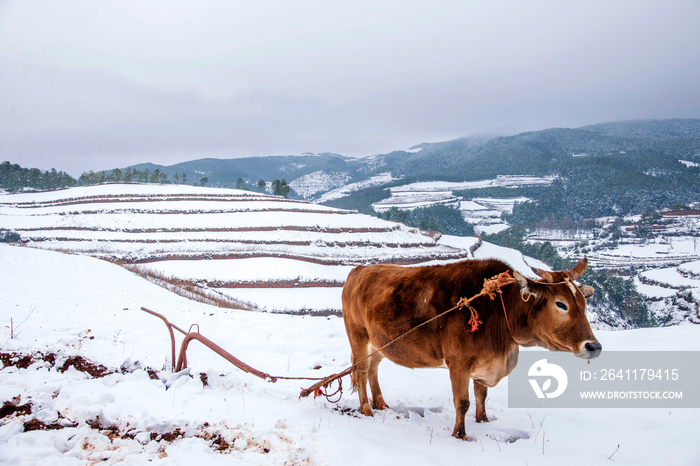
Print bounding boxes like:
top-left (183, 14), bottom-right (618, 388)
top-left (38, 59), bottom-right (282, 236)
top-left (456, 299), bottom-right (482, 332)
top-left (499, 291), bottom-right (512, 335)
top-left (497, 270), bottom-right (514, 334)
top-left (467, 307), bottom-right (482, 332)
top-left (456, 270), bottom-right (516, 332)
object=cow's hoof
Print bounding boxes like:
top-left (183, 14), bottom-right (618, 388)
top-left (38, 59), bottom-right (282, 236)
top-left (372, 397), bottom-right (389, 410)
top-left (451, 429), bottom-right (469, 441)
top-left (475, 415), bottom-right (489, 423)
top-left (360, 404), bottom-right (374, 417)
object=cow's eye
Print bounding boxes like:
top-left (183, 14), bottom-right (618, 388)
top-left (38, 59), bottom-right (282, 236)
top-left (555, 301), bottom-right (568, 311)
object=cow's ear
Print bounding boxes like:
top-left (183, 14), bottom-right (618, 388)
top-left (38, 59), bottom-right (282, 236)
top-left (531, 267), bottom-right (553, 283)
top-left (570, 257), bottom-right (588, 280)
top-left (513, 270), bottom-right (537, 299)
top-left (580, 285), bottom-right (594, 298)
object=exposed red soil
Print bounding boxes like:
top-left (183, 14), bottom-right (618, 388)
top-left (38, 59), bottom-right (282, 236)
top-left (3, 191), bottom-right (303, 208)
top-left (151, 428), bottom-right (185, 442)
top-left (1, 351), bottom-right (161, 380)
top-left (18, 224), bottom-right (394, 234)
top-left (210, 280), bottom-right (344, 289)
top-left (58, 356), bottom-right (114, 378)
top-left (0, 352), bottom-right (35, 369)
top-left (23, 418), bottom-right (68, 432)
top-left (124, 251), bottom-right (469, 266)
top-left (25, 238), bottom-right (431, 250)
top-left (53, 207), bottom-right (349, 216)
top-left (0, 399), bottom-right (32, 419)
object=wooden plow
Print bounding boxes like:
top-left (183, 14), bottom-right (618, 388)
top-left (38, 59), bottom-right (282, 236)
top-left (140, 307), bottom-right (340, 399)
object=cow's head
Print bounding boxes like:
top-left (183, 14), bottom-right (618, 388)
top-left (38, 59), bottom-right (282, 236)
top-left (512, 258), bottom-right (601, 359)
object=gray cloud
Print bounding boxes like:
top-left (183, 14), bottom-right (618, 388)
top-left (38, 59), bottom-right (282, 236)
top-left (1, 0), bottom-right (699, 175)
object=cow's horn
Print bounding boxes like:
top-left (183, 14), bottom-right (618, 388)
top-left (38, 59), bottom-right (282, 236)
top-left (513, 270), bottom-right (535, 298)
top-left (580, 285), bottom-right (594, 298)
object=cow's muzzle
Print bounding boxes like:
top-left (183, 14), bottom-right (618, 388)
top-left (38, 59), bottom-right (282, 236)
top-left (581, 341), bottom-right (602, 359)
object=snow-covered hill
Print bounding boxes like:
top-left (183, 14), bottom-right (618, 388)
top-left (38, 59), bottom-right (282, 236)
top-left (0, 184), bottom-right (470, 314)
top-left (1, 244), bottom-right (699, 465)
top-left (369, 176), bottom-right (553, 233)
top-left (635, 259), bottom-right (700, 326)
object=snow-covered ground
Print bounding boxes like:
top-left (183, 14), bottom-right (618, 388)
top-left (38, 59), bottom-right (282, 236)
top-left (2, 243), bottom-right (699, 465)
top-left (372, 192), bottom-right (460, 212)
top-left (314, 173), bottom-right (399, 204)
top-left (142, 258), bottom-right (354, 285)
top-left (289, 172), bottom-right (350, 200)
top-left (387, 176), bottom-right (556, 193)
top-left (370, 176), bottom-right (546, 233)
top-left (474, 224), bottom-right (510, 235)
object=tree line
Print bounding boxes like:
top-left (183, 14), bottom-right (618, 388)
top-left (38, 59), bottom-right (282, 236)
top-left (1, 161), bottom-right (76, 192)
top-left (1, 161), bottom-right (292, 198)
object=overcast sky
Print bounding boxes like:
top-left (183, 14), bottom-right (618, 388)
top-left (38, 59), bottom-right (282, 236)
top-left (1, 0), bottom-right (699, 175)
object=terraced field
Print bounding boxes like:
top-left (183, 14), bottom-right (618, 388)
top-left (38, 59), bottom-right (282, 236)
top-left (1, 184), bottom-right (469, 313)
top-left (635, 259), bottom-right (700, 325)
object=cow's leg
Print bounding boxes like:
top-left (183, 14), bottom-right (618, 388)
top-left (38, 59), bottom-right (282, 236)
top-left (474, 381), bottom-right (489, 423)
top-left (448, 367), bottom-right (471, 440)
top-left (349, 339), bottom-right (374, 417)
top-left (368, 352), bottom-right (389, 410)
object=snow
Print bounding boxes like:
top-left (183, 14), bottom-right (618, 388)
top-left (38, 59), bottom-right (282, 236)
top-left (459, 200), bottom-right (488, 211)
top-left (370, 179), bottom-right (539, 233)
top-left (372, 192), bottom-right (460, 212)
top-left (679, 160), bottom-right (700, 168)
top-left (470, 197), bottom-right (530, 214)
top-left (390, 176), bottom-right (556, 193)
top-left (142, 258), bottom-right (354, 284)
top-left (474, 223), bottom-right (510, 235)
top-left (640, 267), bottom-right (699, 289)
top-left (288, 171), bottom-right (350, 199)
top-left (2, 243), bottom-right (699, 465)
top-left (587, 239), bottom-right (700, 270)
top-left (0, 183), bottom-right (261, 202)
top-left (218, 287), bottom-right (343, 313)
top-left (315, 173), bottom-right (399, 203)
top-left (678, 259), bottom-right (700, 277)
top-left (634, 277), bottom-right (677, 299)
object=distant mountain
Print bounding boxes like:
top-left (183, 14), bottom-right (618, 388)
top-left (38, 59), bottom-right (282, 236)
top-left (369, 119), bottom-right (700, 181)
top-left (326, 119), bottom-right (700, 221)
top-left (119, 119), bottom-right (700, 220)
top-left (129, 153), bottom-right (363, 197)
top-left (580, 119), bottom-right (700, 140)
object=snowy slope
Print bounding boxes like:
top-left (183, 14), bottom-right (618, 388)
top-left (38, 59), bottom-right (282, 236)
top-left (370, 176), bottom-right (550, 233)
top-left (0, 184), bottom-right (461, 265)
top-left (1, 244), bottom-right (699, 465)
top-left (288, 171), bottom-right (350, 199)
top-left (635, 260), bottom-right (700, 326)
top-left (315, 173), bottom-right (399, 203)
top-left (0, 184), bottom-right (470, 313)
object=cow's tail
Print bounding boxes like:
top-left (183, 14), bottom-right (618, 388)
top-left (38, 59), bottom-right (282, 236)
top-left (349, 352), bottom-right (359, 394)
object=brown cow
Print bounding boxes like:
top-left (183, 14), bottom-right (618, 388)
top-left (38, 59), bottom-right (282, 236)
top-left (342, 257), bottom-right (601, 440)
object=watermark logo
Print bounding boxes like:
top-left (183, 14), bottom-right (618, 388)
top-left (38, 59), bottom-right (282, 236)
top-left (528, 359), bottom-right (568, 398)
top-left (510, 352), bottom-right (699, 408)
